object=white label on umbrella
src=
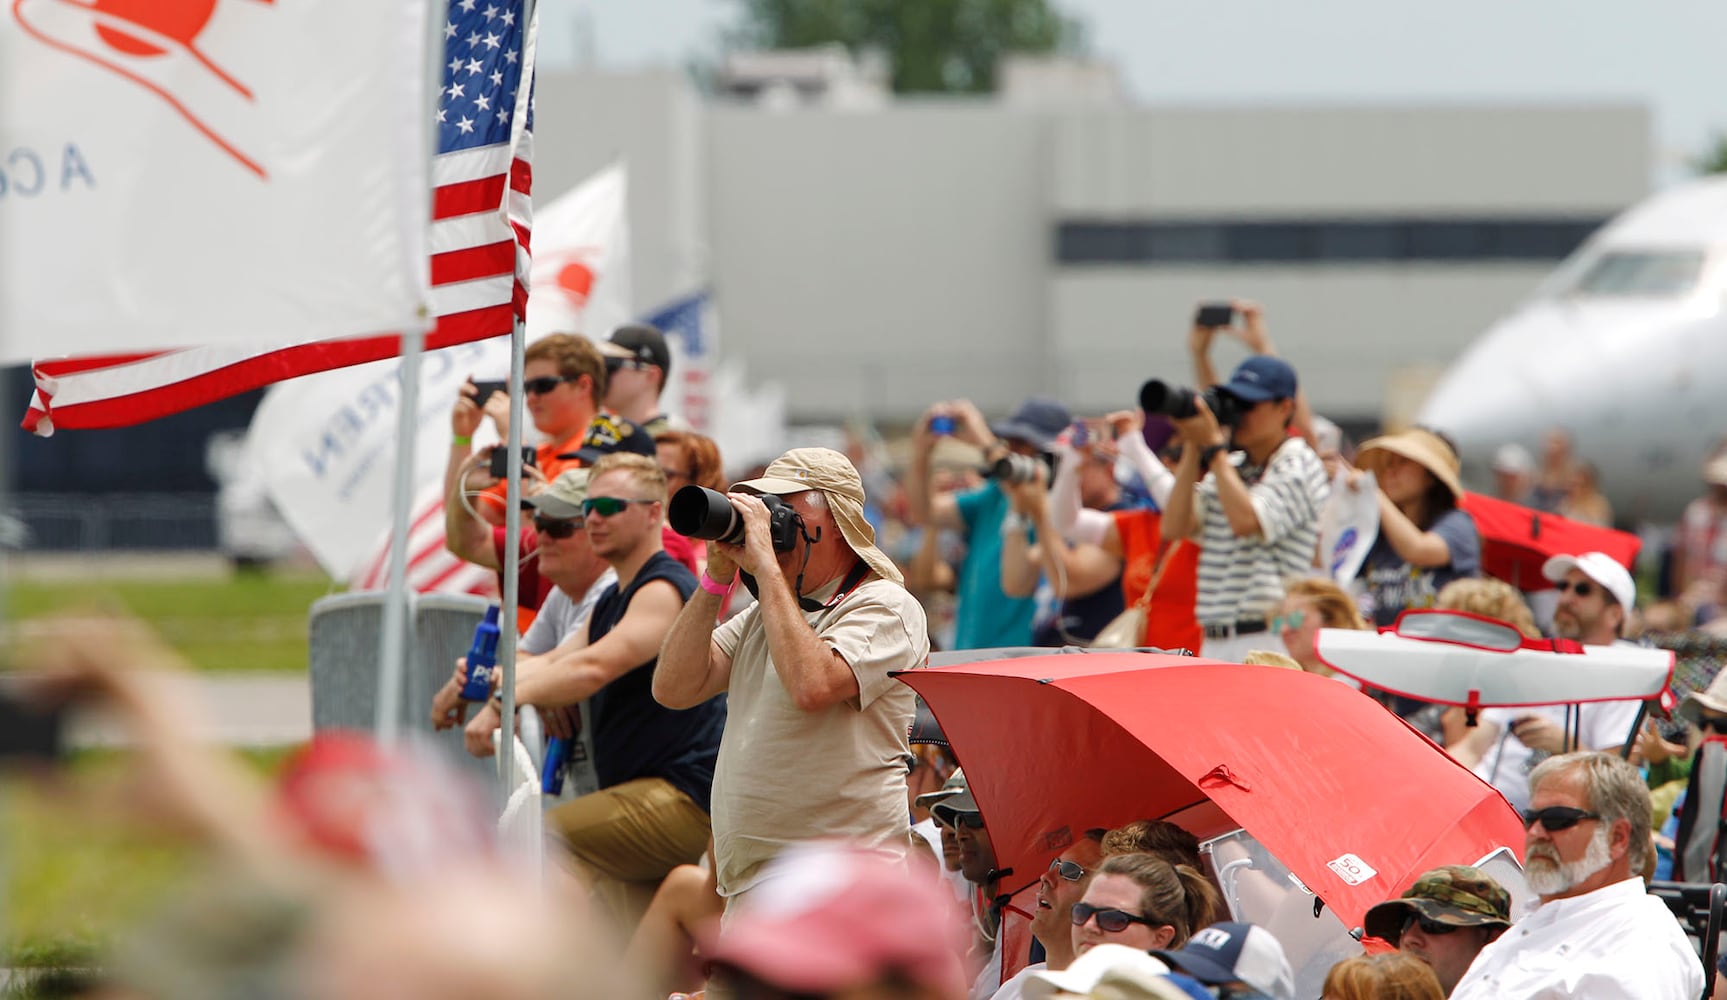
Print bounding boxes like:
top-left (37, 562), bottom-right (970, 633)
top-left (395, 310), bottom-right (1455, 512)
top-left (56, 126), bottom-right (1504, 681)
top-left (1328, 853), bottom-right (1378, 885)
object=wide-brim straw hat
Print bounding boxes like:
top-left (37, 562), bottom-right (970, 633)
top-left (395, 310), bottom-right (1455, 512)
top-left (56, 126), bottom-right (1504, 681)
top-left (1356, 428), bottom-right (1463, 501)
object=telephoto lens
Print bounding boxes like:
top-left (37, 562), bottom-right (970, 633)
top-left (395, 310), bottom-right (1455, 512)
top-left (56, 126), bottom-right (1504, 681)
top-left (1138, 379), bottom-right (1200, 420)
top-left (989, 453), bottom-right (1044, 485)
top-left (668, 485), bottom-right (744, 544)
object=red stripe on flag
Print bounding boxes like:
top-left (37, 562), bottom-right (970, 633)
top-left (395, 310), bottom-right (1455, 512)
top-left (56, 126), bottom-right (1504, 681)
top-left (510, 158), bottom-right (531, 195)
top-left (434, 175), bottom-right (509, 220)
top-left (430, 241), bottom-right (516, 285)
top-left (418, 559), bottom-right (473, 594)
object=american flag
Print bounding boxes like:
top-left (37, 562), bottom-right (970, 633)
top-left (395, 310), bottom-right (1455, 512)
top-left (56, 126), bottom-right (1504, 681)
top-left (21, 0), bottom-right (535, 435)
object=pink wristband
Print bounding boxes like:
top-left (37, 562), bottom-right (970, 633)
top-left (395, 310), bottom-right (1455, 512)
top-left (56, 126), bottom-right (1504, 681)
top-left (699, 571), bottom-right (734, 596)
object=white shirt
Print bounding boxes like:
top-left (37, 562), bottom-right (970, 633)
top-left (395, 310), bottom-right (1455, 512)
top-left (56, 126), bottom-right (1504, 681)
top-left (990, 961), bottom-right (1044, 1000)
top-left (1450, 876), bottom-right (1704, 999)
top-left (1472, 698), bottom-right (1641, 814)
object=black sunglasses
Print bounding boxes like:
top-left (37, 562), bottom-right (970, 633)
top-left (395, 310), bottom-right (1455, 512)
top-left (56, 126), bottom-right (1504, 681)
top-left (522, 375), bottom-right (573, 395)
top-left (1048, 858), bottom-right (1087, 882)
top-left (1520, 805), bottom-right (1602, 832)
top-left (533, 516), bottom-right (581, 539)
top-left (1402, 912), bottom-right (1462, 937)
top-left (1701, 716), bottom-right (1727, 735)
top-left (1554, 579), bottom-right (1595, 598)
top-left (1070, 902), bottom-right (1159, 933)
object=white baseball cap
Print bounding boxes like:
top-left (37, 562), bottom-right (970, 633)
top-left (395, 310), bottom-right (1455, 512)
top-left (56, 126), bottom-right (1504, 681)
top-left (1541, 551), bottom-right (1635, 611)
top-left (1024, 944), bottom-right (1171, 1000)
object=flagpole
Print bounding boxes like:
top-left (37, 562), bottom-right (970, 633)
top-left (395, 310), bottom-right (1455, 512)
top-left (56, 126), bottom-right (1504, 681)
top-left (497, 0), bottom-right (540, 801)
top-left (375, 329), bottom-right (428, 743)
top-left (374, 0), bottom-right (447, 742)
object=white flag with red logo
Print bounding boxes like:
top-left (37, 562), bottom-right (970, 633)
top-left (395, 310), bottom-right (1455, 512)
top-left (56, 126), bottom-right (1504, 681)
top-left (244, 165), bottom-right (630, 588)
top-left (0, 0), bottom-right (433, 363)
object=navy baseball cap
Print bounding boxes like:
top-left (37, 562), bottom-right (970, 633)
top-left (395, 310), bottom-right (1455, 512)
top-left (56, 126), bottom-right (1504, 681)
top-left (991, 397), bottom-right (1071, 452)
top-left (1152, 922), bottom-right (1294, 1000)
top-left (1218, 356), bottom-right (1297, 403)
top-left (559, 414), bottom-right (657, 464)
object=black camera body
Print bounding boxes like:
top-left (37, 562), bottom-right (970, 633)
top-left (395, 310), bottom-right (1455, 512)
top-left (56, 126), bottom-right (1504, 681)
top-left (1139, 379), bottom-right (1241, 427)
top-left (668, 485), bottom-right (804, 553)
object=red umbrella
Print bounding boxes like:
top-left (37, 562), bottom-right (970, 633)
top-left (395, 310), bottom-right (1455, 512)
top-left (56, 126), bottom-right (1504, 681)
top-left (896, 651), bottom-right (1525, 933)
top-left (1458, 492), bottom-right (1641, 590)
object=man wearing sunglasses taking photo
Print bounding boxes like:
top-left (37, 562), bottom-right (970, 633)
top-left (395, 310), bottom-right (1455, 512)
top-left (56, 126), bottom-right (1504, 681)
top-left (1361, 866), bottom-right (1511, 996)
top-left (657, 447), bottom-right (929, 919)
top-left (1450, 751), bottom-right (1703, 998)
top-left (1450, 550), bottom-right (1644, 814)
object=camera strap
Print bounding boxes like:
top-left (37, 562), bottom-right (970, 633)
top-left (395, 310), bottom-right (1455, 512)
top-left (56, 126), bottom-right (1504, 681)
top-left (738, 556), bottom-right (872, 614)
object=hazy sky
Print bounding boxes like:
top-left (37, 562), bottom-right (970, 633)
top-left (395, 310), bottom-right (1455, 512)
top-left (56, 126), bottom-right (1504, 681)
top-left (538, 0), bottom-right (1727, 185)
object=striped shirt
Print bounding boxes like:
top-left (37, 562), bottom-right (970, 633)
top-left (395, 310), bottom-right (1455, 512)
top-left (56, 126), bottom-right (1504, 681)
top-left (1194, 437), bottom-right (1330, 624)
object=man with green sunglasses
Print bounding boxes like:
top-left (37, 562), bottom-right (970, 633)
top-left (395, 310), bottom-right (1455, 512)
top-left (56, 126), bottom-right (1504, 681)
top-left (459, 453), bottom-right (723, 929)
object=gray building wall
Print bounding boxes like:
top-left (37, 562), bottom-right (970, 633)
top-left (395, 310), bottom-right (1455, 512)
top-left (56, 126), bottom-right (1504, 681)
top-left (531, 70), bottom-right (1651, 427)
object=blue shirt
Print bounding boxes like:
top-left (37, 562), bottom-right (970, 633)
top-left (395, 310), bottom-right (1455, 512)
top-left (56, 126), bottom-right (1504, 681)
top-left (1361, 506), bottom-right (1481, 628)
top-left (953, 484), bottom-right (1036, 649)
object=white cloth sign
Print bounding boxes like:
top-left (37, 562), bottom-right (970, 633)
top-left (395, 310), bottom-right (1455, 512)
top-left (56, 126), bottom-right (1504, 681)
top-left (1, 0), bottom-right (432, 362)
top-left (1320, 469), bottom-right (1379, 585)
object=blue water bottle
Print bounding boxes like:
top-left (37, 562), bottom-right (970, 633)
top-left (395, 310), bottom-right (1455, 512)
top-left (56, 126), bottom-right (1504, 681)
top-left (542, 737), bottom-right (569, 795)
top-left (458, 605), bottom-right (502, 702)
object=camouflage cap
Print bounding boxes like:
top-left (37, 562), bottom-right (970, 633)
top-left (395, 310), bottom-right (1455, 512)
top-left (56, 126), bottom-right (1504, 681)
top-left (1361, 865), bottom-right (1512, 944)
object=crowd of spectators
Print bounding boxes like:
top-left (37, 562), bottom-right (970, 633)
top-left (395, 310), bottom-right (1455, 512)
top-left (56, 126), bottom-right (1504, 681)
top-left (28, 308), bottom-right (1727, 999)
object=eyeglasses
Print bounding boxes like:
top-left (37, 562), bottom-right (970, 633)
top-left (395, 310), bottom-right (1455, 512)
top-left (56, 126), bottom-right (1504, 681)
top-left (1554, 579), bottom-right (1595, 598)
top-left (937, 811), bottom-right (984, 830)
top-left (604, 357), bottom-right (653, 373)
top-left (1070, 902), bottom-right (1159, 933)
top-left (1270, 609), bottom-right (1306, 633)
top-left (1700, 716), bottom-right (1727, 735)
top-left (522, 375), bottom-right (573, 395)
top-left (1520, 805), bottom-right (1602, 832)
top-left (1401, 913), bottom-right (1462, 937)
top-left (581, 496), bottom-right (656, 518)
top-left (533, 516), bottom-right (581, 539)
top-left (1048, 858), bottom-right (1087, 882)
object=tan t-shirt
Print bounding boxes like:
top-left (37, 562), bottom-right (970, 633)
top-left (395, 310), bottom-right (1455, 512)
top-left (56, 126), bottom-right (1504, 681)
top-left (709, 573), bottom-right (930, 896)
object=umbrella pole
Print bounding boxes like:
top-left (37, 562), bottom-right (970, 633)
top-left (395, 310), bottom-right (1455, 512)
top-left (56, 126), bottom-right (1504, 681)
top-left (1621, 703), bottom-right (1649, 761)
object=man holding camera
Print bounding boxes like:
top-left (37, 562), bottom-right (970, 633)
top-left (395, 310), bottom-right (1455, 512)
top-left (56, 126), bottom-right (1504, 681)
top-left (1160, 354), bottom-right (1328, 662)
top-left (656, 447), bottom-right (929, 913)
top-left (907, 397), bottom-right (1072, 649)
top-left (444, 333), bottom-right (610, 630)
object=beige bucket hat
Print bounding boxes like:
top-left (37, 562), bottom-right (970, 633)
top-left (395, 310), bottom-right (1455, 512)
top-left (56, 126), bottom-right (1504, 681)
top-left (733, 447), bottom-right (903, 586)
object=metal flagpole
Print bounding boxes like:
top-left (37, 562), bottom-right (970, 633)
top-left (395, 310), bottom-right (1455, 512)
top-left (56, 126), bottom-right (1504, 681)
top-left (375, 0), bottom-right (446, 741)
top-left (497, 0), bottom-right (540, 797)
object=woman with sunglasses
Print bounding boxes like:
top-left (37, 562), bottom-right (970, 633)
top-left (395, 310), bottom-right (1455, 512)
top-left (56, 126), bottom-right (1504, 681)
top-left (1071, 852), bottom-right (1221, 957)
top-left (1265, 577), bottom-right (1368, 680)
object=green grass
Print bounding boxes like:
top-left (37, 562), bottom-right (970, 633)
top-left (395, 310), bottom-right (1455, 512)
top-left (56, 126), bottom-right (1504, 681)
top-left (3, 572), bottom-right (339, 673)
top-left (3, 748), bottom-right (300, 974)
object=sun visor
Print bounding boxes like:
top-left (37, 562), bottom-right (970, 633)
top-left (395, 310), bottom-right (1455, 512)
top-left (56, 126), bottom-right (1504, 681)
top-left (1314, 610), bottom-right (1673, 709)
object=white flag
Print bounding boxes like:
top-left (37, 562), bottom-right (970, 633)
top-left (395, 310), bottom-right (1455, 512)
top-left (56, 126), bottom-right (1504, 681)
top-left (0, 0), bottom-right (432, 363)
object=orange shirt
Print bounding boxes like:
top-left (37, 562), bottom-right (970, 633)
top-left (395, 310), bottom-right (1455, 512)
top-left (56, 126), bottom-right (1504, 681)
top-left (1113, 509), bottom-right (1203, 655)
